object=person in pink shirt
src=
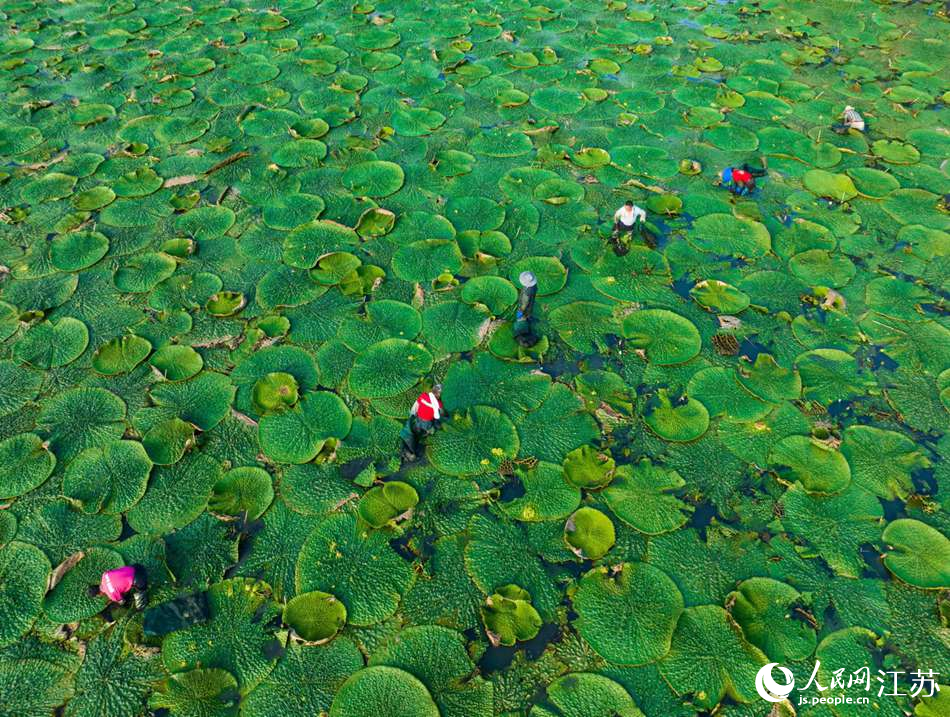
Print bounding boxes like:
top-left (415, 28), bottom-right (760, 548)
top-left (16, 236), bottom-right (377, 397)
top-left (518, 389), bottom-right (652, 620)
top-left (88, 564), bottom-right (148, 609)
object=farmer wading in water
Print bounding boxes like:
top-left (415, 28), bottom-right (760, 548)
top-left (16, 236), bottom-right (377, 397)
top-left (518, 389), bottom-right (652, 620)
top-left (401, 384), bottom-right (444, 460)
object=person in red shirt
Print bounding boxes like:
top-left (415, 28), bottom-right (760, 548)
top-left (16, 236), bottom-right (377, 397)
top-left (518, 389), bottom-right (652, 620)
top-left (401, 384), bottom-right (443, 459)
top-left (721, 162), bottom-right (765, 196)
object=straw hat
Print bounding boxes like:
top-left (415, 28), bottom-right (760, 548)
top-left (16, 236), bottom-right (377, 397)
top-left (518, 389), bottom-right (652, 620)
top-left (519, 271), bottom-right (537, 288)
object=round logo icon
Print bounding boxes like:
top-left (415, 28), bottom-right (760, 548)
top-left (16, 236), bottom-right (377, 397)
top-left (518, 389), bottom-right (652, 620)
top-left (755, 663), bottom-right (795, 702)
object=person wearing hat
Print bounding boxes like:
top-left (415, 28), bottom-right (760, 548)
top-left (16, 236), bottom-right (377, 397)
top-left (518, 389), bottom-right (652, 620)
top-left (516, 271), bottom-right (538, 322)
top-left (834, 105), bottom-right (865, 133)
top-left (514, 271), bottom-right (541, 347)
top-left (401, 384), bottom-right (443, 459)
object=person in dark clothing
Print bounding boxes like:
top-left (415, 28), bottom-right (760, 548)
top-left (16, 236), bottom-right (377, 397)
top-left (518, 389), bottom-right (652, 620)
top-left (513, 271), bottom-right (541, 347)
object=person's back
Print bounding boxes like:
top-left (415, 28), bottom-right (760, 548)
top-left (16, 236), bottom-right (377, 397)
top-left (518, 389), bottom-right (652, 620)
top-left (412, 390), bottom-right (442, 423)
top-left (101, 566), bottom-right (137, 602)
top-left (842, 106), bottom-right (865, 131)
top-left (90, 564), bottom-right (148, 609)
top-left (732, 168), bottom-right (752, 185)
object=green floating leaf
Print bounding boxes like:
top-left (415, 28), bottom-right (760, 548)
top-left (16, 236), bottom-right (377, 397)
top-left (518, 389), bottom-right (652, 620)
top-left (840, 425), bottom-right (929, 500)
top-left (241, 640), bottom-right (362, 717)
top-left (209, 467), bottom-right (273, 520)
top-left (126, 452), bottom-right (223, 535)
top-left (358, 481), bottom-right (419, 528)
top-left (562, 445), bottom-right (616, 489)
top-left (341, 160), bottom-right (405, 197)
top-left (573, 562), bottom-right (684, 665)
top-left (0, 361), bottom-right (41, 419)
top-left (690, 214), bottom-right (771, 258)
top-left (392, 240), bottom-right (463, 283)
top-left (871, 139), bottom-right (920, 165)
top-left (603, 459), bottom-right (690, 535)
top-left (802, 169), bottom-right (858, 201)
top-left (284, 220), bottom-right (359, 270)
top-left (330, 666), bottom-right (438, 717)
top-left (13, 318), bottom-right (89, 369)
top-left (149, 668), bottom-right (239, 717)
top-left (622, 310), bottom-right (701, 365)
top-left (348, 339), bottom-right (433, 399)
top-left (50, 231), bottom-right (109, 270)
top-left (736, 354), bottom-right (801, 402)
top-left (642, 389), bottom-right (709, 443)
top-left (162, 578), bottom-right (280, 692)
top-left (795, 348), bottom-right (875, 404)
top-left (355, 207), bottom-right (396, 237)
top-left (882, 519), bottom-right (950, 589)
top-left (367, 624), bottom-right (492, 717)
top-left (63, 440), bottom-right (152, 514)
top-left (145, 371), bottom-right (235, 431)
top-left (690, 279), bottom-right (750, 314)
top-left (150, 345), bottom-right (204, 381)
top-left (565, 507), bottom-right (615, 560)
top-left (252, 372), bottom-right (299, 415)
top-left (727, 577), bottom-right (817, 662)
top-left (460, 276), bottom-right (518, 315)
top-left (142, 417), bottom-right (195, 465)
top-left (659, 605), bottom-right (767, 709)
top-left (0, 542), bottom-right (50, 648)
top-left (92, 335), bottom-right (152, 375)
top-left (114, 253), bottom-right (177, 293)
top-left (779, 483), bottom-right (883, 577)
top-left (284, 591), bottom-right (347, 642)
top-left (530, 673), bottom-right (643, 717)
top-left (21, 172), bottom-right (76, 203)
top-left (687, 367), bottom-right (772, 422)
top-left (427, 406), bottom-right (519, 476)
top-left (258, 391), bottom-right (351, 464)
top-left (205, 291), bottom-right (245, 317)
top-left (296, 513), bottom-right (413, 626)
top-left (770, 435), bottom-right (851, 494)
top-left (481, 585), bottom-right (543, 647)
top-left (421, 300), bottom-right (491, 354)
top-left (503, 462), bottom-right (581, 522)
top-left (0, 433), bottom-right (56, 499)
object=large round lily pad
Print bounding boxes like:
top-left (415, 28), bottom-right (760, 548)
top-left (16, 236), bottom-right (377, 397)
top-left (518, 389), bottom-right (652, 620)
top-left (258, 392), bottom-right (352, 464)
top-left (330, 666), bottom-right (438, 717)
top-left (882, 519), bottom-right (950, 589)
top-left (297, 513), bottom-right (414, 626)
top-left (348, 339), bottom-right (433, 399)
top-left (573, 562), bottom-right (684, 665)
top-left (428, 406), bottom-right (519, 475)
top-left (341, 161), bottom-right (405, 197)
top-left (622, 310), bottom-right (701, 365)
top-left (769, 435), bottom-right (851, 494)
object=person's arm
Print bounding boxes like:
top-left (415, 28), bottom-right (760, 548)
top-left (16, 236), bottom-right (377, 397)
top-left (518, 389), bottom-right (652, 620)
top-left (613, 207), bottom-right (622, 221)
top-left (410, 399), bottom-right (419, 416)
top-left (634, 206), bottom-right (646, 222)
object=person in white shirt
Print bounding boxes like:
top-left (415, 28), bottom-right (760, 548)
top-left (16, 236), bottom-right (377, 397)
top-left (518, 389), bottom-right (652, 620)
top-left (613, 200), bottom-right (646, 232)
top-left (612, 200), bottom-right (650, 254)
top-left (834, 105), bottom-right (865, 133)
